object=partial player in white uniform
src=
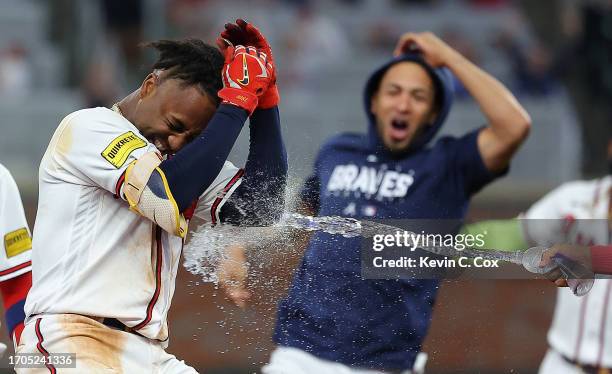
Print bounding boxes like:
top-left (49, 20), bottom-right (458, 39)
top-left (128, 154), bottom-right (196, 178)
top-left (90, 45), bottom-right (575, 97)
top-left (0, 163), bottom-right (32, 352)
top-left (463, 141), bottom-right (612, 373)
top-left (522, 175), bottom-right (611, 373)
top-left (25, 106), bottom-right (242, 339)
top-left (17, 29), bottom-right (286, 373)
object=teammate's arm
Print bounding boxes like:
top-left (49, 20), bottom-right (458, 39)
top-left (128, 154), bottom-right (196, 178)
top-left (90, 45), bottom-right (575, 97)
top-left (461, 219), bottom-right (528, 252)
top-left (394, 32), bottom-right (531, 173)
top-left (217, 245), bottom-right (250, 308)
top-left (220, 188), bottom-right (314, 308)
top-left (218, 169), bottom-right (314, 309)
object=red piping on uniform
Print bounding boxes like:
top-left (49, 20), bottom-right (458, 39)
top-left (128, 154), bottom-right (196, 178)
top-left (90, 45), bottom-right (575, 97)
top-left (597, 282), bottom-right (612, 366)
top-left (0, 261), bottom-right (31, 277)
top-left (573, 292), bottom-right (589, 360)
top-left (35, 318), bottom-right (57, 374)
top-left (134, 227), bottom-right (163, 330)
top-left (210, 169), bottom-right (244, 225)
top-left (114, 171), bottom-right (126, 198)
top-left (183, 200), bottom-right (198, 221)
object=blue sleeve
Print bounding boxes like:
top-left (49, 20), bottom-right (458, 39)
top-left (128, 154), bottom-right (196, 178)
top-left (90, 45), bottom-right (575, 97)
top-left (159, 104), bottom-right (247, 212)
top-left (220, 106), bottom-right (288, 225)
top-left (445, 128), bottom-right (508, 196)
top-left (5, 299), bottom-right (25, 336)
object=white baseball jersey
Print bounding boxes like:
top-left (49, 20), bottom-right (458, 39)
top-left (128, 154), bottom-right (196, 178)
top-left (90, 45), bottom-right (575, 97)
top-left (24, 107), bottom-right (243, 342)
top-left (523, 176), bottom-right (612, 367)
top-left (0, 163), bottom-right (32, 282)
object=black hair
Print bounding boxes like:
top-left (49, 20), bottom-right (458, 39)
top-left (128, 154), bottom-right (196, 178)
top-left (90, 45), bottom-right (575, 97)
top-left (371, 60), bottom-right (442, 115)
top-left (145, 39), bottom-right (224, 106)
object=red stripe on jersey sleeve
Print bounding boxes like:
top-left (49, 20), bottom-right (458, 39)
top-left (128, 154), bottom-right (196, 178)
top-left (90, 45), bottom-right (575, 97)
top-left (114, 171), bottom-right (126, 199)
top-left (0, 261), bottom-right (31, 277)
top-left (210, 169), bottom-right (245, 225)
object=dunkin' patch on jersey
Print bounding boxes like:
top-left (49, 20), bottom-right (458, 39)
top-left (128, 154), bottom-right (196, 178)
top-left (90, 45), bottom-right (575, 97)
top-left (101, 131), bottom-right (147, 168)
top-left (4, 227), bottom-right (31, 258)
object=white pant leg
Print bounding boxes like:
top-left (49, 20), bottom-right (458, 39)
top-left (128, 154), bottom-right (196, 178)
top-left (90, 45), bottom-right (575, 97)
top-left (16, 314), bottom-right (195, 374)
top-left (17, 314), bottom-right (146, 373)
top-left (262, 346), bottom-right (413, 374)
top-left (539, 348), bottom-right (583, 374)
top-left (154, 346), bottom-right (198, 374)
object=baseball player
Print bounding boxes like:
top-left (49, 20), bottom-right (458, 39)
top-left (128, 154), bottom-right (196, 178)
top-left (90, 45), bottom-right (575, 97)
top-left (531, 149), bottom-right (611, 373)
top-left (255, 32), bottom-right (531, 373)
top-left (462, 139), bottom-right (612, 373)
top-left (0, 163), bottom-right (32, 353)
top-left (17, 21), bottom-right (287, 373)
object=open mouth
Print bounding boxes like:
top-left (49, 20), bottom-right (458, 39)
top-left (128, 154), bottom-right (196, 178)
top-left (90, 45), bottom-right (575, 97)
top-left (389, 119), bottom-right (410, 141)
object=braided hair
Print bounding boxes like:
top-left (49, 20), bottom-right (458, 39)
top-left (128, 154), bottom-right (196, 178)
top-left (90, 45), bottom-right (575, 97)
top-left (145, 39), bottom-right (224, 106)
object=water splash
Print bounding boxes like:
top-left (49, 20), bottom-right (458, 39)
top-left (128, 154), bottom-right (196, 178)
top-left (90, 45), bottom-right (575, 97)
top-left (188, 211), bottom-right (516, 282)
top-left (184, 212), bottom-right (528, 282)
top-left (280, 212), bottom-right (362, 237)
top-left (184, 212), bottom-right (362, 282)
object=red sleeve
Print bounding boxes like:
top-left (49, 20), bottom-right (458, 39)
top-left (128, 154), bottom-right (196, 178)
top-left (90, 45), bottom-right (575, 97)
top-left (591, 245), bottom-right (612, 275)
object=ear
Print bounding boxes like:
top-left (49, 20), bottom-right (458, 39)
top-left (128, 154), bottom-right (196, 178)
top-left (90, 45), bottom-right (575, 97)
top-left (139, 73), bottom-right (158, 99)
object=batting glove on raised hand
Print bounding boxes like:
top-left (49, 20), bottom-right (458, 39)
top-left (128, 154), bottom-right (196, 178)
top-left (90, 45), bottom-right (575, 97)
top-left (217, 19), bottom-right (279, 109)
top-left (218, 44), bottom-right (274, 115)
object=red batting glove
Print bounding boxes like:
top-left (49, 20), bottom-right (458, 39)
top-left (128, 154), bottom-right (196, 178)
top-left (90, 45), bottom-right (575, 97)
top-left (217, 44), bottom-right (274, 115)
top-left (218, 19), bottom-right (279, 109)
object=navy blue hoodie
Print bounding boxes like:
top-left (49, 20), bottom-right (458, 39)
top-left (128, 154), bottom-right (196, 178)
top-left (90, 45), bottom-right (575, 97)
top-left (273, 54), bottom-right (502, 370)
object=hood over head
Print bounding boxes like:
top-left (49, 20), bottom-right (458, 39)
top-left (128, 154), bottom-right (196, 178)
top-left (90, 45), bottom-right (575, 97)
top-left (364, 53), bottom-right (454, 155)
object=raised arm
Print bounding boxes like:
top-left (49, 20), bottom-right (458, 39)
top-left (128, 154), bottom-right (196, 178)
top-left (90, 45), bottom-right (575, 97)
top-left (394, 32), bottom-right (531, 172)
top-left (220, 106), bottom-right (288, 226)
top-left (216, 19), bottom-right (287, 226)
top-left (122, 44), bottom-right (275, 237)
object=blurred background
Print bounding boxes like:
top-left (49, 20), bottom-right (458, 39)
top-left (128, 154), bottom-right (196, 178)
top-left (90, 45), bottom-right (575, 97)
top-left (0, 0), bottom-right (610, 372)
